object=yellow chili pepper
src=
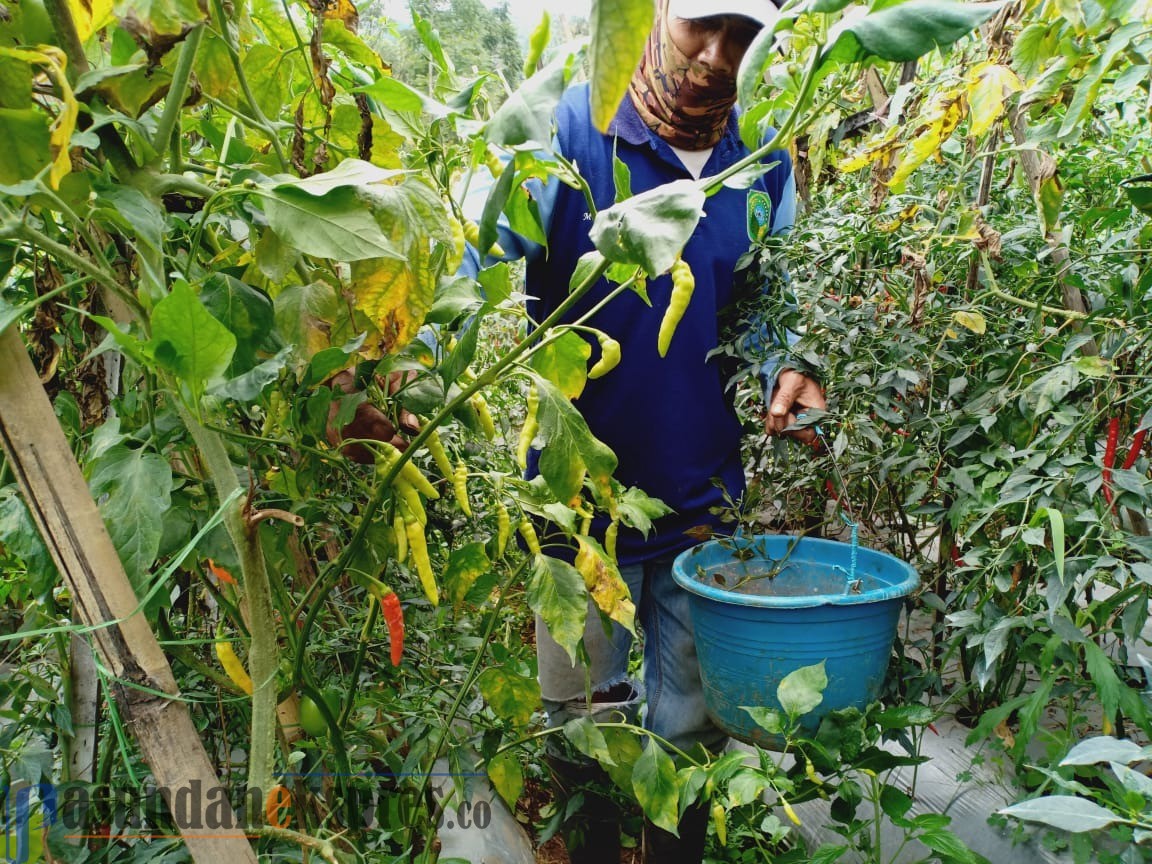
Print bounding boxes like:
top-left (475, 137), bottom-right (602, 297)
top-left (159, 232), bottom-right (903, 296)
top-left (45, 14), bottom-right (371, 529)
top-left (657, 257), bottom-right (695, 358)
top-left (781, 797), bottom-right (802, 827)
top-left (471, 393), bottom-right (497, 440)
top-left (446, 213), bottom-right (466, 273)
top-left (605, 520), bottom-right (619, 561)
top-left (495, 502), bottom-right (511, 559)
top-left (215, 636), bottom-right (253, 695)
top-left (517, 384), bottom-right (539, 470)
top-left (462, 218), bottom-right (506, 258)
top-left (404, 510), bottom-right (439, 607)
top-left (425, 427), bottom-right (455, 479)
top-left (393, 513), bottom-right (408, 563)
top-left (452, 461), bottom-right (472, 517)
top-left (522, 11), bottom-right (549, 78)
top-left (518, 517), bottom-right (541, 557)
top-left (712, 804), bottom-right (727, 846)
top-left (393, 476), bottom-right (426, 526)
top-left (588, 335), bottom-right (621, 379)
top-left (378, 442), bottom-right (439, 500)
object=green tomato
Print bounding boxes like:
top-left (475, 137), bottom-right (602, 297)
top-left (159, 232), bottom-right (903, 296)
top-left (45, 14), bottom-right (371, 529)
top-left (298, 694), bottom-right (331, 737)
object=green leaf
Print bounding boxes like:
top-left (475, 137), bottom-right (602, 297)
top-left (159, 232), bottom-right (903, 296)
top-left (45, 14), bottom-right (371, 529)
top-left (737, 22), bottom-right (780, 109)
top-left (587, 0), bottom-right (652, 132)
top-left (726, 768), bottom-right (767, 807)
top-left (1031, 507), bottom-right (1065, 582)
top-left (0, 486), bottom-right (57, 598)
top-left (533, 376), bottom-right (618, 504)
top-left (1000, 795), bottom-right (1120, 833)
top-left (0, 107), bottom-right (50, 184)
top-left (89, 445), bottom-right (173, 607)
top-left (260, 186), bottom-right (402, 263)
top-left (442, 542), bottom-right (491, 609)
top-left (487, 751), bottom-right (524, 809)
top-left (149, 280), bottom-right (236, 399)
top-left (632, 744), bottom-right (680, 834)
top-left (563, 716), bottom-right (616, 766)
top-left (590, 180), bottom-right (706, 276)
top-left (200, 274), bottom-right (277, 373)
top-left (478, 262), bottom-right (513, 305)
top-left (918, 827), bottom-right (979, 863)
top-left (1121, 174), bottom-right (1152, 217)
top-left (271, 158), bottom-right (406, 197)
top-left (1058, 23), bottom-right (1141, 139)
top-left (479, 157), bottom-right (516, 259)
top-left (615, 486), bottom-right (672, 536)
top-left (526, 555), bottom-right (587, 662)
top-left (777, 661), bottom-right (827, 718)
top-left (273, 280), bottom-right (352, 363)
top-left (1060, 736), bottom-right (1149, 767)
top-left (601, 726), bottom-right (645, 791)
top-left (743, 706), bottom-right (786, 735)
top-left (612, 149), bottom-right (632, 204)
top-left (873, 704), bottom-right (937, 729)
top-left (427, 277), bottom-right (484, 326)
top-left (821, 1), bottom-right (1002, 68)
top-left (880, 785), bottom-right (914, 820)
top-left (530, 331), bottom-right (591, 400)
top-left (1083, 642), bottom-right (1122, 728)
top-left (485, 50), bottom-right (574, 147)
top-left (1038, 175), bottom-right (1063, 234)
top-left (1073, 355), bottom-right (1111, 378)
top-left (114, 0), bottom-right (207, 40)
top-left (0, 296), bottom-right (26, 337)
top-left (211, 349), bottom-right (290, 401)
top-left (476, 667), bottom-right (541, 727)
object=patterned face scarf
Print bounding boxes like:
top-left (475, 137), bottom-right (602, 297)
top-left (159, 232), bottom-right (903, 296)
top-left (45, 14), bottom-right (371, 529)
top-left (627, 0), bottom-right (741, 150)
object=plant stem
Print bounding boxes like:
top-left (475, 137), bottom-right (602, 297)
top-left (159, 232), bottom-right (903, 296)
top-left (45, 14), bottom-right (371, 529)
top-left (153, 25), bottom-right (205, 163)
top-left (180, 407), bottom-right (279, 819)
top-left (704, 47), bottom-right (824, 194)
top-left (210, 0), bottom-right (288, 169)
top-left (979, 252), bottom-right (1129, 328)
top-left (3, 216), bottom-right (148, 323)
top-left (406, 558), bottom-right (529, 854)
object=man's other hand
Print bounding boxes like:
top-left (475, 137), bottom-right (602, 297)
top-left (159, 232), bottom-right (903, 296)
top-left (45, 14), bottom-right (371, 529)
top-left (765, 369), bottom-right (826, 445)
top-left (326, 370), bottom-right (420, 464)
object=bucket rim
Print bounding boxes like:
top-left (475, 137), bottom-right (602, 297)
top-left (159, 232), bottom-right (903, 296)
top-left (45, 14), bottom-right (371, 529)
top-left (671, 534), bottom-right (920, 608)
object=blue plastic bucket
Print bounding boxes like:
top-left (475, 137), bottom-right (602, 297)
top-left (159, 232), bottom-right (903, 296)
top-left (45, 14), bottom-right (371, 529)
top-left (671, 534), bottom-right (919, 747)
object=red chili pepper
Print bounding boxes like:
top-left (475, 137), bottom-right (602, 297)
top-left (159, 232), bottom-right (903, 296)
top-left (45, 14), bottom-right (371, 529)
top-left (949, 545), bottom-right (965, 568)
top-left (381, 592), bottom-right (404, 667)
top-left (1103, 417), bottom-right (1120, 507)
top-left (1122, 428), bottom-right (1148, 471)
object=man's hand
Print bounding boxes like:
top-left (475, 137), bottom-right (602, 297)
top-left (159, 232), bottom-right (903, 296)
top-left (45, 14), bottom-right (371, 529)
top-left (766, 369), bottom-right (826, 445)
top-left (326, 370), bottom-right (420, 465)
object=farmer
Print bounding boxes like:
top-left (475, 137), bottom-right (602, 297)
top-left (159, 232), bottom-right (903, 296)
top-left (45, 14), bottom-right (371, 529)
top-left (334, 0), bottom-right (825, 859)
top-left (464, 1), bottom-right (826, 860)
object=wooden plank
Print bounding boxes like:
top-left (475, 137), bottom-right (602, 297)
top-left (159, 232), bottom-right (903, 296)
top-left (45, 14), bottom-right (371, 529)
top-left (0, 327), bottom-right (258, 863)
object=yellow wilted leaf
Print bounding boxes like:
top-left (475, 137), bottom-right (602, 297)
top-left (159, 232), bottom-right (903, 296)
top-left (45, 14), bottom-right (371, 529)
top-left (67, 0), bottom-right (115, 41)
top-left (966, 62), bottom-right (1021, 138)
top-left (351, 254), bottom-right (434, 355)
top-left (575, 535), bottom-right (636, 634)
top-left (953, 310), bottom-right (987, 334)
top-left (889, 93), bottom-right (966, 189)
top-left (588, 0), bottom-right (653, 132)
top-left (323, 0), bottom-right (359, 31)
top-left (839, 124), bottom-right (900, 174)
top-left (0, 46), bottom-right (77, 188)
top-left (877, 203), bottom-right (920, 233)
top-left (945, 327), bottom-right (959, 339)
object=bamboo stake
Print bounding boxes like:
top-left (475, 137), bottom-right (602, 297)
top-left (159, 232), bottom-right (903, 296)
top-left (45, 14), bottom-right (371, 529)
top-left (0, 327), bottom-right (258, 864)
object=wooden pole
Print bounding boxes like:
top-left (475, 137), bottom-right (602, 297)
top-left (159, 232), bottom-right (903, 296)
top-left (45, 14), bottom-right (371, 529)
top-left (0, 327), bottom-right (259, 863)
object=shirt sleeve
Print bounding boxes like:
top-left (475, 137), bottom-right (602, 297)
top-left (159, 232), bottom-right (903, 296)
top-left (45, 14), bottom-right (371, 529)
top-left (756, 168), bottom-right (801, 397)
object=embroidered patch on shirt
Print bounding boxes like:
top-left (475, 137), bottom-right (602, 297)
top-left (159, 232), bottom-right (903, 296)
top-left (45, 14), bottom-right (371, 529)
top-left (747, 189), bottom-right (773, 243)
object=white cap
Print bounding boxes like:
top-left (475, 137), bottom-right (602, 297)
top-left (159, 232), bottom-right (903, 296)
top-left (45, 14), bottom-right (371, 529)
top-left (666, 0), bottom-right (782, 27)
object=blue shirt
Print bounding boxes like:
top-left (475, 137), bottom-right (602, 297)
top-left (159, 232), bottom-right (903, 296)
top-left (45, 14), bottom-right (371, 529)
top-left (468, 83), bottom-right (795, 566)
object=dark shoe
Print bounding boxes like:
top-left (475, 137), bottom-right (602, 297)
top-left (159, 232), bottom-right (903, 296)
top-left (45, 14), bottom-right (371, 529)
top-left (545, 754), bottom-right (621, 864)
top-left (642, 801), bottom-right (708, 864)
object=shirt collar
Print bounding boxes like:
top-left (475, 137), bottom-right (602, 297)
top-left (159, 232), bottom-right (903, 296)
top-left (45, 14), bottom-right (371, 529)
top-left (607, 92), bottom-right (743, 151)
